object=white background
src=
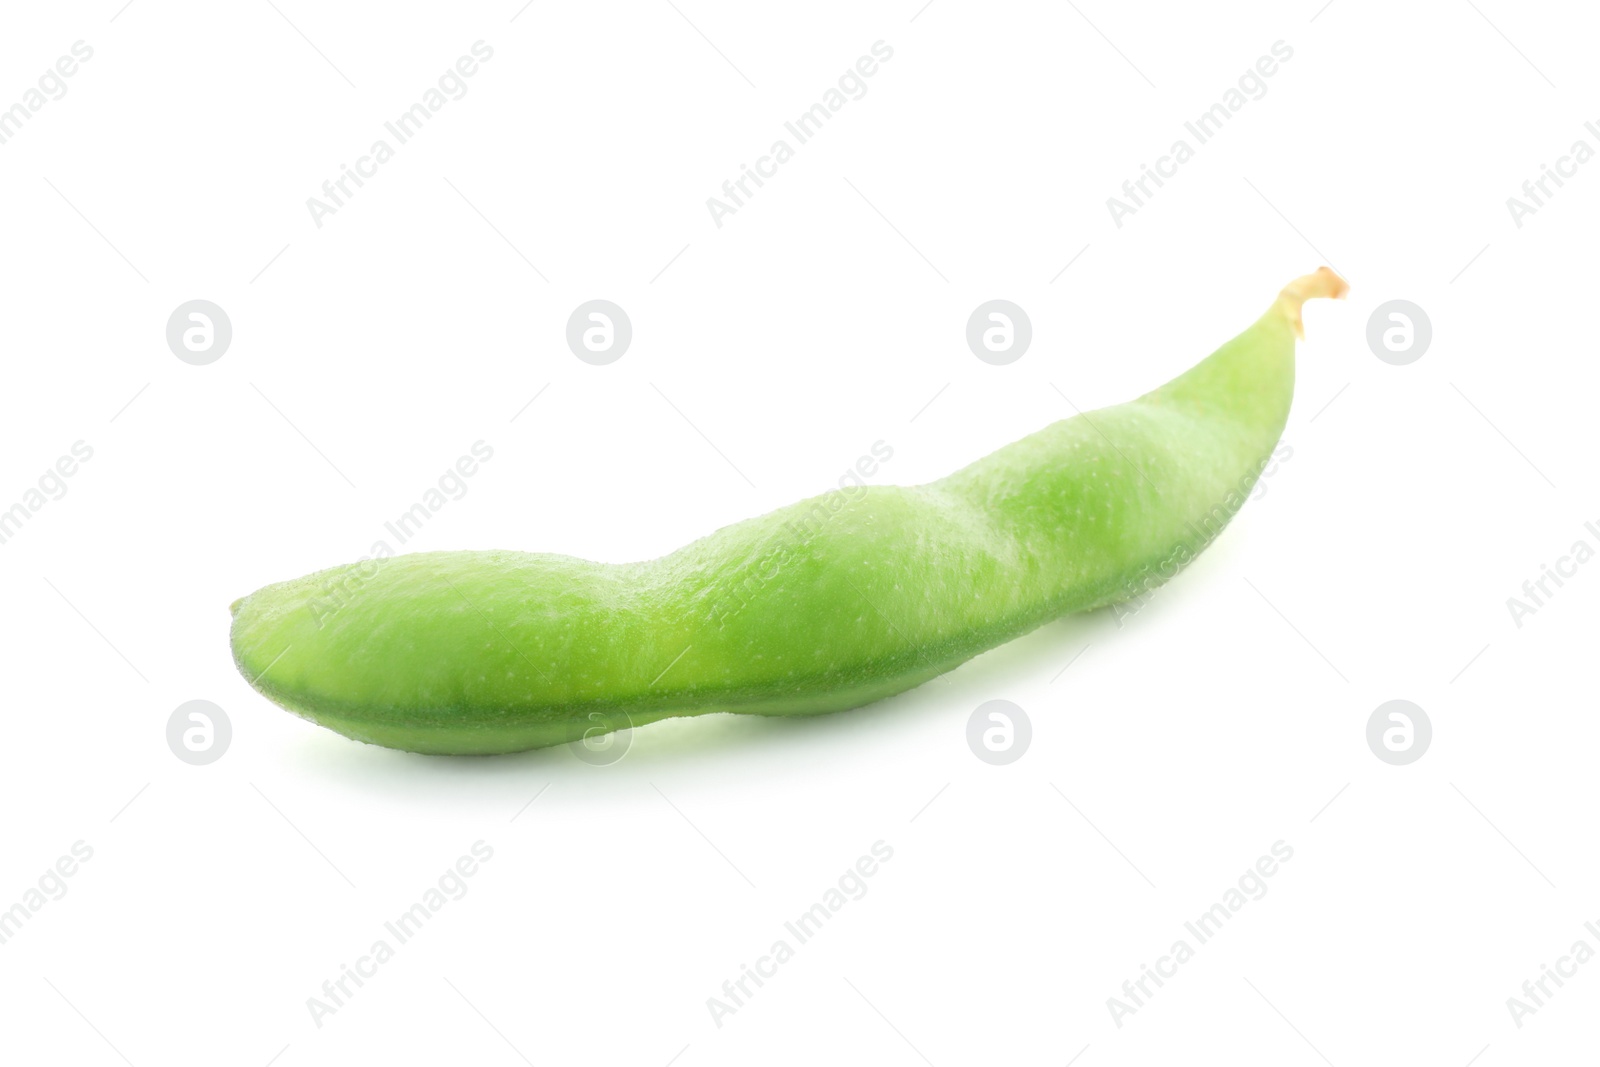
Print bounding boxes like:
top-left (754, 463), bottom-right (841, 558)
top-left (1, 1), bottom-right (1596, 1063)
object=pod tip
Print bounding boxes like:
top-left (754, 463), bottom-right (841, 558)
top-left (1278, 267), bottom-right (1349, 339)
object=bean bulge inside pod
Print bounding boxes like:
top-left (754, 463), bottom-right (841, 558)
top-left (230, 269), bottom-right (1348, 755)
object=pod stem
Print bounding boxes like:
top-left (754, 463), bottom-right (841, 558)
top-left (1276, 266), bottom-right (1349, 338)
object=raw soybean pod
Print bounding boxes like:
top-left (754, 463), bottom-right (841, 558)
top-left (231, 269), bottom-right (1347, 754)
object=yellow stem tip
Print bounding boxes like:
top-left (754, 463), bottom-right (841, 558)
top-left (1277, 266), bottom-right (1349, 339)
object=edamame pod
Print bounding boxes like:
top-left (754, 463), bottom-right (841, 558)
top-left (231, 269), bottom-right (1347, 754)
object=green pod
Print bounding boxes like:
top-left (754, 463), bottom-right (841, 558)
top-left (231, 269), bottom-right (1346, 755)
